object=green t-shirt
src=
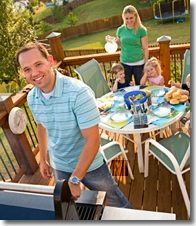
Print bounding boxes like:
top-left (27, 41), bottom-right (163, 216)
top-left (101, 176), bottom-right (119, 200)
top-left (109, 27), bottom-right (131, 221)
top-left (117, 25), bottom-right (147, 63)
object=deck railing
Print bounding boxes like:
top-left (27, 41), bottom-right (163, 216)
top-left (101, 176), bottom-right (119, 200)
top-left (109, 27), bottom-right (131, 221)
top-left (0, 39), bottom-right (190, 183)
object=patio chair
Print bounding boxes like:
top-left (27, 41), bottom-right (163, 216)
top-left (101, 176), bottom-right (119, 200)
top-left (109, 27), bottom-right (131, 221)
top-left (181, 49), bottom-right (190, 84)
top-left (100, 133), bottom-right (134, 180)
top-left (74, 59), bottom-right (111, 98)
top-left (144, 132), bottom-right (190, 218)
top-left (183, 118), bottom-right (190, 135)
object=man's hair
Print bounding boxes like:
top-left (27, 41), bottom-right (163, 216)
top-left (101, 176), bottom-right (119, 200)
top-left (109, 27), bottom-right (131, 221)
top-left (16, 42), bottom-right (49, 65)
top-left (111, 63), bottom-right (124, 74)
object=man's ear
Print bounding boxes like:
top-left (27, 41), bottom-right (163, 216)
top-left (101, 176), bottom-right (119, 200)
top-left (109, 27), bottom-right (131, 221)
top-left (48, 55), bottom-right (54, 67)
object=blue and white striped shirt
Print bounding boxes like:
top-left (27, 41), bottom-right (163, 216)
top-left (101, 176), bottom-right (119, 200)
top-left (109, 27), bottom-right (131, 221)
top-left (27, 70), bottom-right (103, 172)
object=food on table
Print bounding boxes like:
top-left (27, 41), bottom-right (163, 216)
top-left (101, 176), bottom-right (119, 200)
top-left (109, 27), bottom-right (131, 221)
top-left (170, 98), bottom-right (180, 105)
top-left (128, 93), bottom-right (144, 101)
top-left (143, 89), bottom-right (151, 96)
top-left (97, 101), bottom-right (113, 111)
top-left (124, 90), bottom-right (147, 109)
top-left (100, 94), bottom-right (114, 102)
top-left (165, 88), bottom-right (188, 105)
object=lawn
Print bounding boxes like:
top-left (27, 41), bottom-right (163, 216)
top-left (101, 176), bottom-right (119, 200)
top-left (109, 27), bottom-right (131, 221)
top-left (34, 0), bottom-right (153, 23)
top-left (62, 17), bottom-right (190, 50)
top-left (33, 0), bottom-right (190, 50)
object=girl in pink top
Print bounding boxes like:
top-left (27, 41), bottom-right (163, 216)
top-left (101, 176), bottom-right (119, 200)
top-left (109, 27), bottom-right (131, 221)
top-left (140, 57), bottom-right (165, 86)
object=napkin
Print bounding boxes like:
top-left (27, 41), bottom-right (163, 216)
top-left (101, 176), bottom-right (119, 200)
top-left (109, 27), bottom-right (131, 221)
top-left (102, 116), bottom-right (133, 129)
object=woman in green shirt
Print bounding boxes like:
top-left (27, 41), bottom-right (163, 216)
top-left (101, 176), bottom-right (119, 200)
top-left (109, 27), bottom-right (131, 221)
top-left (106, 5), bottom-right (149, 85)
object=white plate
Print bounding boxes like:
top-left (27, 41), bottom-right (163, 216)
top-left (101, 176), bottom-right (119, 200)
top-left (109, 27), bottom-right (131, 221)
top-left (100, 93), bottom-right (114, 102)
top-left (110, 110), bottom-right (132, 123)
top-left (157, 89), bottom-right (165, 97)
top-left (154, 107), bottom-right (171, 117)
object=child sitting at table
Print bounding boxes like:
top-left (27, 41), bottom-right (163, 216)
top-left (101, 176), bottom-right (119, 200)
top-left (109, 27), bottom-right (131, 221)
top-left (140, 57), bottom-right (165, 86)
top-left (168, 74), bottom-right (190, 124)
top-left (111, 63), bottom-right (134, 92)
top-left (168, 74), bottom-right (190, 97)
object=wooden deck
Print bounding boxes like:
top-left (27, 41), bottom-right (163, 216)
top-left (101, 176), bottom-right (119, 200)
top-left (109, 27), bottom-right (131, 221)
top-left (19, 121), bottom-right (190, 220)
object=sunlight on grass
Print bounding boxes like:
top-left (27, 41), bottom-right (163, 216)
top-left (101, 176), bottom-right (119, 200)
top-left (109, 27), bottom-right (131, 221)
top-left (69, 42), bottom-right (104, 50)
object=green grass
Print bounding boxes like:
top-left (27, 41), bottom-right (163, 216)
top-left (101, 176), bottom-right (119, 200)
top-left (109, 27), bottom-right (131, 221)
top-left (34, 0), bottom-right (153, 23)
top-left (33, 0), bottom-right (190, 50)
top-left (62, 16), bottom-right (190, 50)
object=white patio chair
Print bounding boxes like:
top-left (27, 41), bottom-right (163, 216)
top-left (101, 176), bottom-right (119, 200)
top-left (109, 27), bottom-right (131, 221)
top-left (100, 133), bottom-right (134, 180)
top-left (144, 131), bottom-right (190, 218)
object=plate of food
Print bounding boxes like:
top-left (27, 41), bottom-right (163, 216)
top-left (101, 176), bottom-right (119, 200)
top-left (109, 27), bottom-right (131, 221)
top-left (110, 109), bottom-right (132, 123)
top-left (153, 107), bottom-right (171, 117)
top-left (100, 93), bottom-right (114, 102)
top-left (97, 101), bottom-right (113, 111)
top-left (164, 88), bottom-right (188, 105)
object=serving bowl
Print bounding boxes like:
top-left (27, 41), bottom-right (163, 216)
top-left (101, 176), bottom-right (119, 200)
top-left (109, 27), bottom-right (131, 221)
top-left (124, 90), bottom-right (148, 109)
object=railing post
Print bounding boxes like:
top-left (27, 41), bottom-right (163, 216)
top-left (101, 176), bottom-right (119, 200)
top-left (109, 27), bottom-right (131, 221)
top-left (0, 95), bottom-right (38, 175)
top-left (46, 32), bottom-right (70, 76)
top-left (46, 32), bottom-right (65, 62)
top-left (157, 36), bottom-right (171, 85)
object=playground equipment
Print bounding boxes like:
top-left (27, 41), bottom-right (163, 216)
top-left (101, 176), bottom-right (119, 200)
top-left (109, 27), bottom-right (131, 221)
top-left (153, 0), bottom-right (188, 23)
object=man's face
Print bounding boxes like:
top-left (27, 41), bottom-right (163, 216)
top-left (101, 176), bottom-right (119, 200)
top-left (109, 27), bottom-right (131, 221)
top-left (18, 48), bottom-right (55, 93)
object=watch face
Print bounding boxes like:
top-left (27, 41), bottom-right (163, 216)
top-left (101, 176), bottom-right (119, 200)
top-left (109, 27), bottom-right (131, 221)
top-left (70, 176), bottom-right (80, 184)
top-left (72, 177), bottom-right (78, 183)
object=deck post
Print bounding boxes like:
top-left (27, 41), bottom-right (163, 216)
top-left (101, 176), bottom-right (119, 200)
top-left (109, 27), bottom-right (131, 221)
top-left (46, 32), bottom-right (70, 76)
top-left (157, 36), bottom-right (171, 85)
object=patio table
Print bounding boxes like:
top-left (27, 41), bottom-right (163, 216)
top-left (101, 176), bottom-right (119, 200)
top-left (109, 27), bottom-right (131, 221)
top-left (98, 86), bottom-right (186, 173)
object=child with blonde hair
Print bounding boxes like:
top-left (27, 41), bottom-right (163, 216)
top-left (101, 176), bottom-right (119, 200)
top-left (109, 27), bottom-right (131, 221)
top-left (168, 74), bottom-right (190, 125)
top-left (168, 74), bottom-right (190, 96)
top-left (111, 63), bottom-right (134, 92)
top-left (140, 57), bottom-right (164, 86)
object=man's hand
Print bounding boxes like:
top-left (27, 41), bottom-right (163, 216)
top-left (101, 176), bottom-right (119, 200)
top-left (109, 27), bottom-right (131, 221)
top-left (68, 182), bottom-right (82, 201)
top-left (40, 161), bottom-right (53, 180)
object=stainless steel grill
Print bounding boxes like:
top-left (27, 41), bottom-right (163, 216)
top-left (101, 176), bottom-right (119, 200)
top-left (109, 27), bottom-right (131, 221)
top-left (0, 180), bottom-right (176, 220)
top-left (0, 180), bottom-right (106, 220)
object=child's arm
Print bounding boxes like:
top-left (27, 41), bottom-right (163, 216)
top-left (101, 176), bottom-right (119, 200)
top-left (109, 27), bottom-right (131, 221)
top-left (111, 78), bottom-right (120, 92)
top-left (159, 77), bottom-right (165, 86)
top-left (140, 73), bottom-right (148, 85)
top-left (129, 81), bottom-right (134, 86)
top-left (181, 89), bottom-right (189, 96)
top-left (168, 80), bottom-right (182, 88)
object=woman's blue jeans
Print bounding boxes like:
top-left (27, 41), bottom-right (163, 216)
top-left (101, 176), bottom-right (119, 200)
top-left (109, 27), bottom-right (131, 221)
top-left (121, 63), bottom-right (144, 85)
top-left (52, 161), bottom-right (132, 209)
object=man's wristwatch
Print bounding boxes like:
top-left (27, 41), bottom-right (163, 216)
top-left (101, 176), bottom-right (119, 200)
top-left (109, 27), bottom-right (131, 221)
top-left (69, 176), bottom-right (80, 185)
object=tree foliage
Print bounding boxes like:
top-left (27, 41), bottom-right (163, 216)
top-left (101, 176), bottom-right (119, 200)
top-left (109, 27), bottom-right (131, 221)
top-left (51, 1), bottom-right (64, 23)
top-left (0, 0), bottom-right (37, 90)
top-left (67, 11), bottom-right (78, 26)
top-left (36, 21), bottom-right (53, 35)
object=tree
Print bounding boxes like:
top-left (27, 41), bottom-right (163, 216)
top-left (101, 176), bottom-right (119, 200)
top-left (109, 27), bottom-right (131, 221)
top-left (36, 21), bottom-right (53, 35)
top-left (67, 11), bottom-right (78, 26)
top-left (51, 1), bottom-right (64, 23)
top-left (0, 0), bottom-right (37, 91)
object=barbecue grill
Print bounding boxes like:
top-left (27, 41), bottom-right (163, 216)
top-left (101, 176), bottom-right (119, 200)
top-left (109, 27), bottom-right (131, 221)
top-left (0, 180), bottom-right (176, 220)
top-left (0, 179), bottom-right (106, 220)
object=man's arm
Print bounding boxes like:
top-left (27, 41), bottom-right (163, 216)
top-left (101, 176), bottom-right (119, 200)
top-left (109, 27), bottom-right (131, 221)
top-left (37, 123), bottom-right (52, 180)
top-left (68, 124), bottom-right (100, 200)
